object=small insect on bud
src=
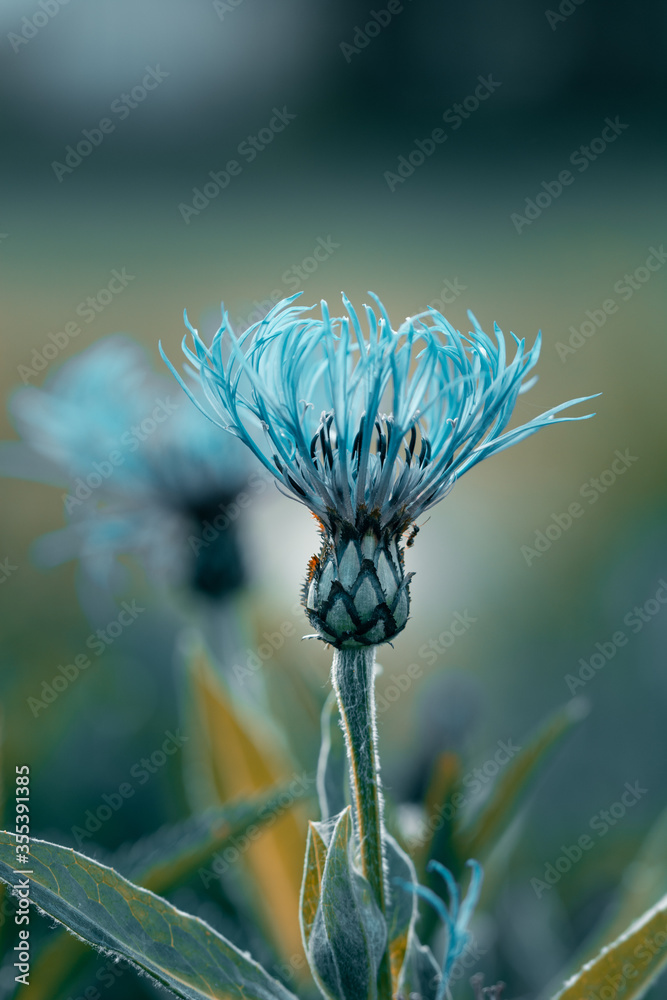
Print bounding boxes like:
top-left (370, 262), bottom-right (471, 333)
top-left (303, 515), bottom-right (413, 648)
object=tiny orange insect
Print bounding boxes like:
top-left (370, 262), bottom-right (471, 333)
top-left (406, 523), bottom-right (420, 548)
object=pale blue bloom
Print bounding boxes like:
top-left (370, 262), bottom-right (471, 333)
top-left (0, 335), bottom-right (252, 596)
top-left (164, 293), bottom-right (597, 646)
top-left (165, 293), bottom-right (598, 536)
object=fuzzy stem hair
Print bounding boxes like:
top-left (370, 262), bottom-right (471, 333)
top-left (331, 646), bottom-right (392, 1000)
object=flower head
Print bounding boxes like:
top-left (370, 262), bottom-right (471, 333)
top-left (1, 336), bottom-right (252, 597)
top-left (165, 293), bottom-right (597, 645)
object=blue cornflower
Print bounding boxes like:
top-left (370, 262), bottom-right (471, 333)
top-left (0, 335), bottom-right (253, 597)
top-left (165, 293), bottom-right (597, 645)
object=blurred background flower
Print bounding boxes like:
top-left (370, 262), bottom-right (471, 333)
top-left (1, 334), bottom-right (253, 600)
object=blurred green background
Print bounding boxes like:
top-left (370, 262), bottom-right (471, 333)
top-left (0, 1), bottom-right (665, 996)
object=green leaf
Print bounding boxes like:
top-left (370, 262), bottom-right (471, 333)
top-left (551, 892), bottom-right (667, 1000)
top-left (416, 751), bottom-right (462, 878)
top-left (300, 821), bottom-right (328, 951)
top-left (540, 804), bottom-right (667, 1000)
top-left (400, 933), bottom-right (441, 1000)
top-left (305, 807), bottom-right (387, 1000)
top-left (25, 786), bottom-right (302, 1000)
top-left (384, 832), bottom-right (418, 994)
top-left (593, 804), bottom-right (667, 953)
top-left (457, 698), bottom-right (588, 861)
top-left (186, 642), bottom-right (308, 965)
top-left (410, 752), bottom-right (464, 946)
top-left (0, 831), bottom-right (298, 1000)
top-left (120, 784), bottom-right (302, 890)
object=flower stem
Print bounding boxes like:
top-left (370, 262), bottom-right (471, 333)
top-left (331, 646), bottom-right (392, 1000)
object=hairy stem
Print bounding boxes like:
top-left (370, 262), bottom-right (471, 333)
top-left (331, 646), bottom-right (392, 999)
